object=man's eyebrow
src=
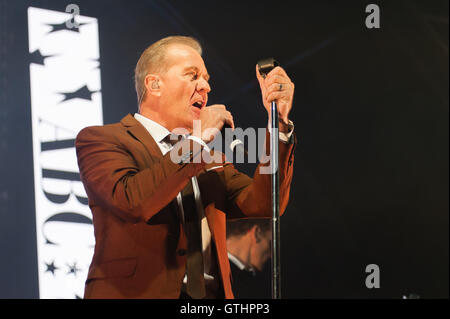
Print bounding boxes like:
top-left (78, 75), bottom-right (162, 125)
top-left (184, 66), bottom-right (210, 81)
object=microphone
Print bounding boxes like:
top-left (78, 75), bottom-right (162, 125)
top-left (257, 58), bottom-right (279, 78)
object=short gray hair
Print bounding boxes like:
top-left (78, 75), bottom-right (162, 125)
top-left (134, 35), bottom-right (203, 105)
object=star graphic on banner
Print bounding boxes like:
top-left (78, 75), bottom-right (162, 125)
top-left (45, 260), bottom-right (58, 275)
top-left (46, 20), bottom-right (88, 34)
top-left (89, 57), bottom-right (101, 71)
top-left (58, 85), bottom-right (98, 103)
top-left (29, 49), bottom-right (54, 66)
top-left (45, 237), bottom-right (56, 245)
top-left (67, 262), bottom-right (81, 276)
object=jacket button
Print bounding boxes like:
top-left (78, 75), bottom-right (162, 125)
top-left (177, 249), bottom-right (187, 256)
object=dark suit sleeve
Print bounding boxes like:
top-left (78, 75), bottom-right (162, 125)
top-left (224, 129), bottom-right (296, 219)
top-left (75, 126), bottom-right (206, 223)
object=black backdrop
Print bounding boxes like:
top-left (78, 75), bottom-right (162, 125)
top-left (0, 0), bottom-right (448, 298)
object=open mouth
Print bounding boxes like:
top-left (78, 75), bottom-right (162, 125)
top-left (192, 101), bottom-right (203, 109)
top-left (190, 100), bottom-right (203, 118)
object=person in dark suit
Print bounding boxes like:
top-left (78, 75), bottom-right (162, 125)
top-left (75, 35), bottom-right (296, 299)
top-left (227, 219), bottom-right (272, 298)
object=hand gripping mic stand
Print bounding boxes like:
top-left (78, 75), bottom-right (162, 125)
top-left (257, 58), bottom-right (281, 299)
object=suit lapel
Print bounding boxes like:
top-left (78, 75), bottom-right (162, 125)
top-left (120, 113), bottom-right (163, 160)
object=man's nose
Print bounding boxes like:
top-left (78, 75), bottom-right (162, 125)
top-left (197, 78), bottom-right (211, 93)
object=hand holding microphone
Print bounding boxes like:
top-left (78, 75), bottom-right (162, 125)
top-left (191, 57), bottom-right (295, 155)
top-left (191, 104), bottom-right (234, 144)
top-left (256, 60), bottom-right (295, 132)
top-left (190, 104), bottom-right (248, 158)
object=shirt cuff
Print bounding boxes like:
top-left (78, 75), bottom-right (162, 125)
top-left (268, 120), bottom-right (295, 143)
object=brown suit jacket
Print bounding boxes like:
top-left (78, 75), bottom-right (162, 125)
top-left (75, 114), bottom-right (295, 299)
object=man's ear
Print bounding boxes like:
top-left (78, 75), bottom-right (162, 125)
top-left (144, 74), bottom-right (162, 97)
top-left (252, 225), bottom-right (262, 243)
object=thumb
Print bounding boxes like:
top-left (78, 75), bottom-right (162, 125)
top-left (255, 64), bottom-right (266, 94)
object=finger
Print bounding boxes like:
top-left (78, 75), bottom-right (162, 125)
top-left (266, 66), bottom-right (289, 79)
top-left (226, 111), bottom-right (235, 130)
top-left (265, 90), bottom-right (290, 103)
top-left (209, 104), bottom-right (226, 110)
top-left (265, 74), bottom-right (290, 88)
top-left (265, 80), bottom-right (293, 97)
top-left (266, 81), bottom-right (292, 94)
top-left (255, 64), bottom-right (264, 83)
top-left (255, 64), bottom-right (266, 92)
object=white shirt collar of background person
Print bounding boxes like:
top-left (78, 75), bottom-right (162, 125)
top-left (228, 252), bottom-right (256, 274)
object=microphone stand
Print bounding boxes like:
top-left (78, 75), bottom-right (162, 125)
top-left (270, 100), bottom-right (281, 299)
top-left (257, 58), bottom-right (281, 299)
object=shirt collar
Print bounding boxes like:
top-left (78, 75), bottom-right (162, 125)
top-left (134, 113), bottom-right (171, 143)
top-left (227, 252), bottom-right (255, 274)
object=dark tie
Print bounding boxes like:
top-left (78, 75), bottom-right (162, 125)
top-left (163, 133), bottom-right (183, 147)
top-left (181, 179), bottom-right (206, 299)
top-left (164, 134), bottom-right (206, 298)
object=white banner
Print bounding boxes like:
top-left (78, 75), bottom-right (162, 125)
top-left (28, 6), bottom-right (102, 298)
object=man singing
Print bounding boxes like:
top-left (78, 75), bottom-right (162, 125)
top-left (75, 35), bottom-right (296, 299)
